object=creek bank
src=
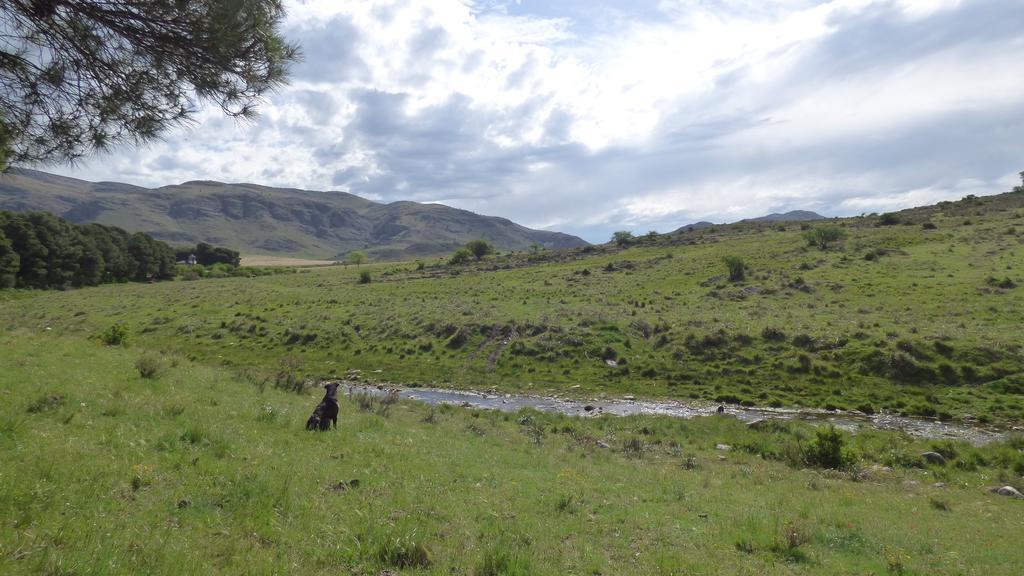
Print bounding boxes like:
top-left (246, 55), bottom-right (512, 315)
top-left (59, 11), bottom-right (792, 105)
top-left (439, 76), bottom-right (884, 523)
top-left (342, 384), bottom-right (1010, 445)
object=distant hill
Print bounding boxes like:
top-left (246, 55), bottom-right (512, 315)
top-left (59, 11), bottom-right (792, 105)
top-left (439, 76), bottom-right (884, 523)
top-left (744, 210), bottom-right (825, 222)
top-left (0, 169), bottom-right (588, 260)
top-left (671, 221), bottom-right (715, 233)
top-left (671, 210), bottom-right (825, 234)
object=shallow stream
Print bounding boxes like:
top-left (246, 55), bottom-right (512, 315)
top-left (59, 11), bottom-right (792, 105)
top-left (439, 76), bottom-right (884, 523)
top-left (346, 384), bottom-right (1011, 445)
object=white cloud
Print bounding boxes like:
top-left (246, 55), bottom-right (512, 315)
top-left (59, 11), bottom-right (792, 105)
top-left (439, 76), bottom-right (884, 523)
top-left (48, 0), bottom-right (1024, 242)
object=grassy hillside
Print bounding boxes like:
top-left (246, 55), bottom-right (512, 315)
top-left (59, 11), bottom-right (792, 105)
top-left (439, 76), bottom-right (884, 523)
top-left (2, 188), bottom-right (1023, 425)
top-left (1, 331), bottom-right (1022, 575)
top-left (0, 169), bottom-right (587, 260)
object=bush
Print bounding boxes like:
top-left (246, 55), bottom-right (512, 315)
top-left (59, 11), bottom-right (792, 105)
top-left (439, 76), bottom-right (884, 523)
top-left (135, 354), bottom-right (161, 379)
top-left (878, 212), bottom-right (901, 226)
top-left (762, 327), bottom-right (786, 341)
top-left (464, 239), bottom-right (495, 260)
top-left (98, 323), bottom-right (130, 346)
top-left (804, 426), bottom-right (854, 469)
top-left (803, 225), bottom-right (846, 250)
top-left (449, 248), bottom-right (472, 265)
top-left (358, 270), bottom-right (372, 284)
top-left (612, 231), bottom-right (634, 246)
top-left (723, 256), bottom-right (746, 282)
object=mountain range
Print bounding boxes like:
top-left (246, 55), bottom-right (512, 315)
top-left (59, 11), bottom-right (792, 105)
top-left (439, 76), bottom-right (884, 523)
top-left (0, 169), bottom-right (587, 260)
top-left (672, 210), bottom-right (826, 233)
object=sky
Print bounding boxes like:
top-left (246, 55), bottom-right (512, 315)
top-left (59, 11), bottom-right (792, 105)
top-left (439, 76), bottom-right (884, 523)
top-left (51, 0), bottom-right (1024, 243)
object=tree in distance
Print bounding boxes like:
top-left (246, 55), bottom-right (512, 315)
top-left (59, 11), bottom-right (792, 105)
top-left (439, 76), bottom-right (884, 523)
top-left (345, 251), bottom-right (367, 266)
top-left (723, 255), bottom-right (746, 282)
top-left (449, 247), bottom-right (473, 265)
top-left (465, 239), bottom-right (495, 260)
top-left (804, 225), bottom-right (846, 251)
top-left (878, 213), bottom-right (902, 226)
top-left (612, 231), bottom-right (634, 246)
top-left (0, 0), bottom-right (300, 168)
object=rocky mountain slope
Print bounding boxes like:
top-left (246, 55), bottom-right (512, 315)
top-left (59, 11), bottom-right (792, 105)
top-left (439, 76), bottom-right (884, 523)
top-left (0, 169), bottom-right (587, 260)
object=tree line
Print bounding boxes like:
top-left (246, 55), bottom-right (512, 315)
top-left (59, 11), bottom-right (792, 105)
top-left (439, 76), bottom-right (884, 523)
top-left (174, 242), bottom-right (241, 267)
top-left (0, 211), bottom-right (175, 289)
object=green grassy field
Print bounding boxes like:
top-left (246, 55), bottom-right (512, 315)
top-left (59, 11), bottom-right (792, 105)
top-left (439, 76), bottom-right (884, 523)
top-left (1, 331), bottom-right (1022, 575)
top-left (2, 190), bottom-right (1022, 425)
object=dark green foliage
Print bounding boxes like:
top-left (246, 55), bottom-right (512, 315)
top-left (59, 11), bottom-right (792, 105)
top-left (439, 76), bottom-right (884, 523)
top-left (922, 221), bottom-right (937, 230)
top-left (0, 226), bottom-right (18, 288)
top-left (82, 223), bottom-right (132, 281)
top-left (888, 351), bottom-right (936, 383)
top-left (465, 239), bottom-right (495, 260)
top-left (879, 213), bottom-right (902, 226)
top-left (804, 426), bottom-right (854, 470)
top-left (190, 242), bottom-right (241, 267)
top-left (127, 232), bottom-right (175, 281)
top-left (358, 270), bottom-right (372, 284)
top-left (0, 211), bottom-right (174, 288)
top-left (803, 225), bottom-right (846, 250)
top-left (0, 118), bottom-right (8, 170)
top-left (986, 276), bottom-right (1017, 289)
top-left (0, 0), bottom-right (298, 165)
top-left (987, 374), bottom-right (1024, 395)
top-left (449, 247), bottom-right (473, 265)
top-left (98, 323), bottom-right (130, 346)
top-left (612, 231), bottom-right (634, 246)
top-left (723, 255), bottom-right (746, 282)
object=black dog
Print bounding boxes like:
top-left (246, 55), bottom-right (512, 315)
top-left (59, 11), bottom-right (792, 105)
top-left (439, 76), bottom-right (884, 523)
top-left (306, 382), bottom-right (340, 431)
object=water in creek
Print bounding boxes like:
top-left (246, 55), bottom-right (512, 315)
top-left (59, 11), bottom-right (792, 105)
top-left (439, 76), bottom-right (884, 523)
top-left (345, 384), bottom-right (1011, 445)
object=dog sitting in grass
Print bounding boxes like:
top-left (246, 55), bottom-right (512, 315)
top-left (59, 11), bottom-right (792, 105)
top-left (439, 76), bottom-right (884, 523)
top-left (306, 382), bottom-right (340, 431)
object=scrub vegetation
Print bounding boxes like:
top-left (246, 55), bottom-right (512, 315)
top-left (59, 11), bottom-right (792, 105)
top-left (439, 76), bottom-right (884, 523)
top-left (3, 189), bottom-right (1023, 425)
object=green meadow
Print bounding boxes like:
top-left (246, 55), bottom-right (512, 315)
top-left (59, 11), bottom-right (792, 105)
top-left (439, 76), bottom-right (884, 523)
top-left (1, 331), bottom-right (1022, 575)
top-left (2, 190), bottom-right (1024, 574)
top-left (2, 190), bottom-right (1023, 424)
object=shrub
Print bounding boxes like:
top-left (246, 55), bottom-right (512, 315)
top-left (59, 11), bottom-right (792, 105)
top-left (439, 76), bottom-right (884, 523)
top-left (922, 222), bottom-right (937, 230)
top-left (804, 426), bottom-right (854, 469)
top-left (878, 212), bottom-right (901, 225)
top-left (723, 256), bottom-right (746, 282)
top-left (762, 327), bottom-right (786, 341)
top-left (464, 239), bottom-right (495, 260)
top-left (135, 354), bottom-right (161, 379)
top-left (449, 248), bottom-right (473, 265)
top-left (358, 270), bottom-right (372, 284)
top-left (273, 355), bottom-right (305, 393)
top-left (612, 231), bottom-right (634, 246)
top-left (98, 323), bottom-right (130, 346)
top-left (803, 225), bottom-right (846, 250)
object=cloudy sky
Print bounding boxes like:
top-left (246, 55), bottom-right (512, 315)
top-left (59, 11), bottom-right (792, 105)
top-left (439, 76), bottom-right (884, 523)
top-left (53, 0), bottom-right (1024, 242)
